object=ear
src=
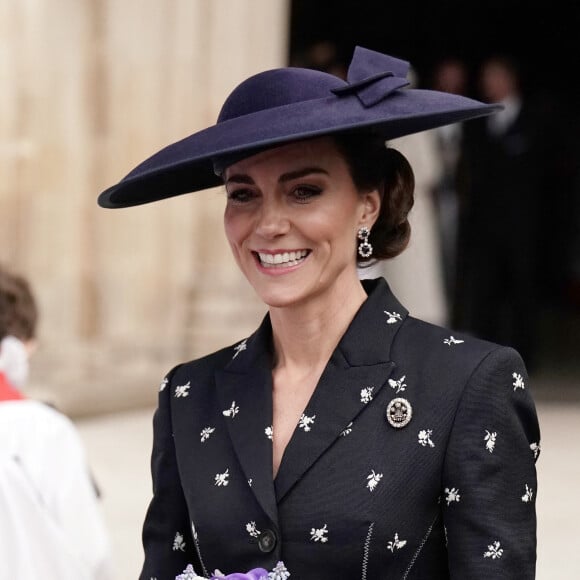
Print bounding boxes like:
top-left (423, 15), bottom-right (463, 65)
top-left (359, 188), bottom-right (381, 228)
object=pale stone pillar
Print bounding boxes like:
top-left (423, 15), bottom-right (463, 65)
top-left (0, 0), bottom-right (290, 415)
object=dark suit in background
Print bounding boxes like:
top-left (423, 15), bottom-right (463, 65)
top-left (456, 99), bottom-right (542, 368)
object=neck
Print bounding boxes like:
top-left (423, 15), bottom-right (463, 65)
top-left (269, 274), bottom-right (367, 373)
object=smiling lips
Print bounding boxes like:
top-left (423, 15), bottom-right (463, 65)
top-left (256, 249), bottom-right (310, 269)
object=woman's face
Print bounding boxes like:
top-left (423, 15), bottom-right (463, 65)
top-left (223, 137), bottom-right (380, 309)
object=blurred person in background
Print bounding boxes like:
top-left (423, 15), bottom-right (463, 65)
top-left (294, 40), bottom-right (348, 80)
top-left (431, 58), bottom-right (468, 312)
top-left (568, 166), bottom-right (580, 305)
top-left (456, 56), bottom-right (542, 369)
top-left (100, 47), bottom-right (539, 579)
top-left (0, 266), bottom-right (113, 579)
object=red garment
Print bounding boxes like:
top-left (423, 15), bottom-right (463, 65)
top-left (0, 372), bottom-right (25, 402)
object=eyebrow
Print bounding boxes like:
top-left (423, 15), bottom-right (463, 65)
top-left (225, 166), bottom-right (329, 185)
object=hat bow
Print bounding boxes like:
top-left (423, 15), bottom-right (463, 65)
top-left (332, 46), bottom-right (410, 108)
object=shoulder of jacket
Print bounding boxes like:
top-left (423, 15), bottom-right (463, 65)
top-left (396, 315), bottom-right (508, 381)
top-left (390, 318), bottom-right (529, 416)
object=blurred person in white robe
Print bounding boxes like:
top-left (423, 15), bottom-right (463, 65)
top-left (0, 266), bottom-right (114, 580)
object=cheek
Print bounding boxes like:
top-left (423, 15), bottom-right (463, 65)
top-left (223, 209), bottom-right (248, 249)
top-left (310, 202), bottom-right (362, 246)
top-left (223, 212), bottom-right (251, 271)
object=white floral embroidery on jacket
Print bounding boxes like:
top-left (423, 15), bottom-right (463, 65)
top-left (388, 375), bottom-right (407, 393)
top-left (214, 469), bottom-right (230, 487)
top-left (173, 531), bottom-right (186, 551)
top-left (484, 430), bottom-right (497, 453)
top-left (222, 401), bottom-right (239, 418)
top-left (418, 429), bottom-right (435, 448)
top-left (444, 487), bottom-right (461, 505)
top-left (484, 540), bottom-right (504, 559)
top-left (232, 339), bottom-right (247, 359)
top-left (340, 422), bottom-right (353, 437)
top-left (366, 469), bottom-right (383, 492)
top-left (522, 484), bottom-right (534, 503)
top-left (512, 372), bottom-right (525, 390)
top-left (310, 524), bottom-right (329, 543)
top-left (200, 427), bottom-right (215, 443)
top-left (246, 521), bottom-right (260, 538)
top-left (387, 533), bottom-right (407, 552)
top-left (175, 382), bottom-right (191, 398)
top-left (298, 413), bottom-right (316, 432)
top-left (360, 387), bottom-right (374, 404)
top-left (384, 311), bottom-right (402, 324)
top-left (443, 336), bottom-right (464, 346)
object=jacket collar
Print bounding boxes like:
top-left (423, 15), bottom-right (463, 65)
top-left (335, 277), bottom-right (407, 366)
top-left (214, 317), bottom-right (277, 523)
top-left (215, 278), bottom-right (407, 514)
top-left (225, 278), bottom-right (407, 373)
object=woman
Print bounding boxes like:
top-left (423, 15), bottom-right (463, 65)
top-left (100, 47), bottom-right (540, 579)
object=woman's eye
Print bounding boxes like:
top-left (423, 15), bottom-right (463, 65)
top-left (292, 186), bottom-right (321, 203)
top-left (227, 189), bottom-right (256, 204)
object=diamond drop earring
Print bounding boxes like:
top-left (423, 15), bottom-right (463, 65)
top-left (357, 226), bottom-right (373, 258)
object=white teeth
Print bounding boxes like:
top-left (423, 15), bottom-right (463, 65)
top-left (257, 250), bottom-right (308, 268)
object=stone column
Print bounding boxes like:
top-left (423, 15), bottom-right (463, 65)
top-left (0, 0), bottom-right (290, 415)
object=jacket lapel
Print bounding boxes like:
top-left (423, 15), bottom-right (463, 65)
top-left (215, 278), bottom-right (408, 514)
top-left (214, 317), bottom-right (279, 525)
top-left (274, 353), bottom-right (397, 501)
top-left (274, 278), bottom-right (408, 501)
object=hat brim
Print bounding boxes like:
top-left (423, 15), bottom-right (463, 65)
top-left (99, 89), bottom-right (499, 209)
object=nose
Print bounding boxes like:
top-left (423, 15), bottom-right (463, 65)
top-left (254, 197), bottom-right (290, 239)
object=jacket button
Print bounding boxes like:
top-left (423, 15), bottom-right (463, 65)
top-left (257, 529), bottom-right (277, 553)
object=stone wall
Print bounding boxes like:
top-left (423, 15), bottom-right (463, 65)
top-left (0, 0), bottom-right (290, 416)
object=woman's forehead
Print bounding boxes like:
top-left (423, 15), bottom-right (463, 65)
top-left (224, 136), bottom-right (342, 178)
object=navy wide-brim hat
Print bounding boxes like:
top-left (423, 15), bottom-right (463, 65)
top-left (99, 47), bottom-right (499, 209)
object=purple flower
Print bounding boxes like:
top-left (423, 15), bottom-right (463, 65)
top-left (210, 569), bottom-right (269, 580)
top-left (177, 561), bottom-right (289, 580)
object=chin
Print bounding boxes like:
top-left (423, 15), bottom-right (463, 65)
top-left (252, 286), bottom-right (308, 309)
top-left (239, 260), bottom-right (312, 309)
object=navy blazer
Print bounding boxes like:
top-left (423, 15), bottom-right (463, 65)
top-left (141, 278), bottom-right (539, 579)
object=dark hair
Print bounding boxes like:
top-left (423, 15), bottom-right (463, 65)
top-left (0, 267), bottom-right (38, 342)
top-left (332, 132), bottom-right (415, 262)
